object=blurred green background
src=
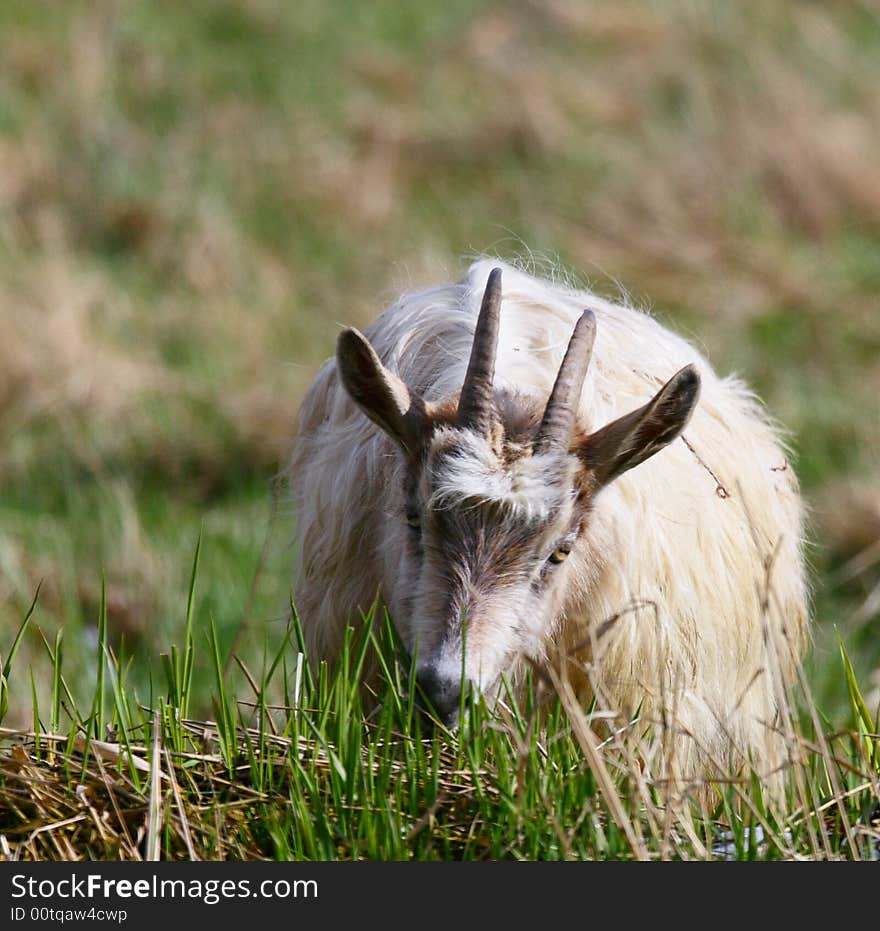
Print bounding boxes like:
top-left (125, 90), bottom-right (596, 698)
top-left (1, 0), bottom-right (878, 725)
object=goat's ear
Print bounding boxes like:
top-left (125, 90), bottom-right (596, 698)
top-left (336, 327), bottom-right (431, 456)
top-left (578, 364), bottom-right (701, 488)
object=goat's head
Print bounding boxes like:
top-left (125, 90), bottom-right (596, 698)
top-left (336, 268), bottom-right (701, 725)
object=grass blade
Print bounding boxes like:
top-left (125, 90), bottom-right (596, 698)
top-left (0, 582), bottom-right (42, 725)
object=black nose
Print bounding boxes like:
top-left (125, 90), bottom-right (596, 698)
top-left (416, 667), bottom-right (462, 727)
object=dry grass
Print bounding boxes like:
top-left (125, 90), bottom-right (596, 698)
top-left (3, 2), bottom-right (879, 455)
top-left (1, 651), bottom-right (877, 861)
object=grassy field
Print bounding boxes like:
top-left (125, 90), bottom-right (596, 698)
top-left (1, 0), bottom-right (879, 859)
top-left (1, 602), bottom-right (878, 861)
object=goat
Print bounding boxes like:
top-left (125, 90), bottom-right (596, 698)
top-left (288, 258), bottom-right (809, 779)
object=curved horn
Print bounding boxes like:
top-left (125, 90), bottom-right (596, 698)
top-left (457, 267), bottom-right (503, 435)
top-left (534, 310), bottom-right (596, 454)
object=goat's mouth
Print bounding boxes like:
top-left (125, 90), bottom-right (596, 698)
top-left (414, 665), bottom-right (467, 729)
top-left (412, 665), bottom-right (514, 730)
top-left (407, 642), bottom-right (525, 730)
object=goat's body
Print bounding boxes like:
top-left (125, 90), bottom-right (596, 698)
top-left (290, 259), bottom-right (808, 777)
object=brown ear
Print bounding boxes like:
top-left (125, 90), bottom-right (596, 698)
top-left (336, 328), bottom-right (431, 456)
top-left (578, 364), bottom-right (701, 488)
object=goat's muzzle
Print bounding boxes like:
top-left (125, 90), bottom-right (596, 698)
top-left (415, 666), bottom-right (463, 729)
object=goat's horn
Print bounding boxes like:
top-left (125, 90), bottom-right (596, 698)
top-left (458, 267), bottom-right (503, 435)
top-left (534, 310), bottom-right (596, 454)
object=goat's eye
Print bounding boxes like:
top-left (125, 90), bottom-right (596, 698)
top-left (405, 512), bottom-right (421, 530)
top-left (548, 545), bottom-right (571, 565)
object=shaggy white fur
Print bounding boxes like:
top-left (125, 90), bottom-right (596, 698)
top-left (427, 428), bottom-right (567, 523)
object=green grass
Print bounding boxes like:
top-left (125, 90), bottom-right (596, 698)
top-left (1, 584), bottom-right (878, 861)
top-left (0, 0), bottom-right (879, 859)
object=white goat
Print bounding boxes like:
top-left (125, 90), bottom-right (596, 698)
top-left (289, 259), bottom-right (808, 778)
